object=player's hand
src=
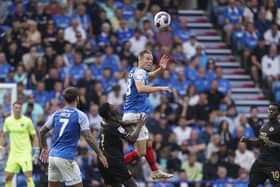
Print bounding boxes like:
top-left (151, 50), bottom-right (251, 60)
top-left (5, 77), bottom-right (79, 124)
top-left (160, 87), bottom-right (172, 93)
top-left (240, 136), bottom-right (248, 143)
top-left (138, 113), bottom-right (146, 127)
top-left (40, 148), bottom-right (49, 164)
top-left (159, 54), bottom-right (169, 70)
top-left (263, 138), bottom-right (273, 147)
top-left (32, 147), bottom-right (40, 165)
top-left (98, 152), bottom-right (109, 168)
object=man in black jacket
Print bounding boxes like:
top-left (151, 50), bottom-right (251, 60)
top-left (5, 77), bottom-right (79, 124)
top-left (98, 103), bottom-right (144, 187)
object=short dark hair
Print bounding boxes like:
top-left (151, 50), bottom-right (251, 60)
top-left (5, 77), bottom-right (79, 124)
top-left (63, 87), bottom-right (79, 103)
top-left (138, 49), bottom-right (152, 60)
top-left (13, 101), bottom-right (22, 106)
top-left (98, 102), bottom-right (110, 120)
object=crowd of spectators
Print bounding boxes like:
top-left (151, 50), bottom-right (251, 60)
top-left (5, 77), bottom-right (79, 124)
top-left (0, 0), bottom-right (272, 186)
top-left (212, 0), bottom-right (280, 101)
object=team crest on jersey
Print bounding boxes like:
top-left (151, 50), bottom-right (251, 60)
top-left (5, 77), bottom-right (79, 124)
top-left (117, 126), bottom-right (125, 134)
top-left (21, 123), bottom-right (24, 127)
top-left (269, 127), bottom-right (274, 132)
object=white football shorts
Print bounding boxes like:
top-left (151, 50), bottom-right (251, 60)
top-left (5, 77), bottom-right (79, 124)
top-left (122, 112), bottom-right (149, 141)
top-left (48, 156), bottom-right (82, 186)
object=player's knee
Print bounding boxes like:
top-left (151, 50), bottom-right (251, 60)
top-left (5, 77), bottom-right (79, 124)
top-left (5, 174), bottom-right (13, 182)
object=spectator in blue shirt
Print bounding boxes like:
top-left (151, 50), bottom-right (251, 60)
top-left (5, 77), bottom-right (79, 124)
top-left (254, 8), bottom-right (272, 36)
top-left (223, 0), bottom-right (243, 46)
top-left (195, 68), bottom-right (211, 93)
top-left (185, 56), bottom-right (199, 82)
top-left (116, 19), bottom-right (134, 45)
top-left (33, 81), bottom-right (51, 108)
top-left (100, 67), bottom-right (116, 94)
top-left (0, 52), bottom-right (12, 80)
top-left (206, 58), bottom-right (217, 82)
top-left (72, 4), bottom-right (93, 37)
top-left (53, 5), bottom-right (71, 29)
top-left (216, 67), bottom-right (231, 96)
top-left (173, 17), bottom-right (191, 43)
top-left (68, 52), bottom-right (87, 85)
top-left (97, 22), bottom-right (111, 48)
top-left (172, 70), bottom-right (191, 98)
top-left (240, 22), bottom-right (259, 71)
top-left (90, 52), bottom-right (104, 80)
top-left (120, 0), bottom-right (135, 20)
top-left (195, 44), bottom-right (209, 69)
top-left (102, 45), bottom-right (121, 73)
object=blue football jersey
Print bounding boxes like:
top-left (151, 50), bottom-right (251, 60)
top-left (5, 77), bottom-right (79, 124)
top-left (124, 67), bottom-right (150, 114)
top-left (45, 107), bottom-right (90, 160)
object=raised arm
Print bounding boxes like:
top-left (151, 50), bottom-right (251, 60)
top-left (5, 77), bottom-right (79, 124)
top-left (148, 55), bottom-right (169, 80)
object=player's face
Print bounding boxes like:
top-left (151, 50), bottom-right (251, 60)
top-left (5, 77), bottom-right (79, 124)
top-left (13, 104), bottom-right (22, 118)
top-left (268, 105), bottom-right (279, 119)
top-left (140, 53), bottom-right (153, 72)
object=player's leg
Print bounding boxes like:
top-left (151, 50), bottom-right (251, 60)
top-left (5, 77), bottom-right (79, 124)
top-left (23, 171), bottom-right (35, 187)
top-left (146, 134), bottom-right (173, 180)
top-left (21, 159), bottom-right (35, 187)
top-left (5, 159), bottom-right (20, 187)
top-left (48, 157), bottom-right (63, 187)
top-left (54, 157), bottom-right (83, 187)
top-left (5, 172), bottom-right (15, 187)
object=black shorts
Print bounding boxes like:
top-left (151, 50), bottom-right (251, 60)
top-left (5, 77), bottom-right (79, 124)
top-left (98, 159), bottom-right (132, 185)
top-left (249, 159), bottom-right (280, 185)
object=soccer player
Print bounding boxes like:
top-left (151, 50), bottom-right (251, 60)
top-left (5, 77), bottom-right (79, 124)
top-left (39, 87), bottom-right (108, 187)
top-left (0, 101), bottom-right (39, 187)
top-left (241, 103), bottom-right (280, 187)
top-left (98, 102), bottom-right (145, 187)
top-left (123, 49), bottom-right (173, 179)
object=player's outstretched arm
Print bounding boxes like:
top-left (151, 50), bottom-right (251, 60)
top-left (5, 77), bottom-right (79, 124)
top-left (135, 81), bottom-right (172, 93)
top-left (148, 54), bottom-right (169, 81)
top-left (240, 136), bottom-right (262, 146)
top-left (81, 130), bottom-right (108, 168)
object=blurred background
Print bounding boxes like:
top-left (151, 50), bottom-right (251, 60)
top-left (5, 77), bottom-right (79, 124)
top-left (0, 0), bottom-right (279, 186)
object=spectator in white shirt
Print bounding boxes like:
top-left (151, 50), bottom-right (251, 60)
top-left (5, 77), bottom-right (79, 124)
top-left (182, 33), bottom-right (201, 60)
top-left (173, 117), bottom-right (192, 145)
top-left (129, 28), bottom-right (148, 56)
top-left (264, 23), bottom-right (280, 45)
top-left (107, 84), bottom-right (123, 107)
top-left (64, 18), bottom-right (86, 44)
top-left (261, 44), bottom-right (280, 89)
top-left (243, 0), bottom-right (259, 23)
top-left (234, 142), bottom-right (255, 171)
top-left (88, 103), bottom-right (102, 131)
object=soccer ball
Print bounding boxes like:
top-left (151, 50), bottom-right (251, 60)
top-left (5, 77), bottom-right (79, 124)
top-left (154, 11), bottom-right (171, 30)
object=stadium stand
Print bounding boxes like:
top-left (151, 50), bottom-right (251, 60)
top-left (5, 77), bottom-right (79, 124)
top-left (0, 0), bottom-right (278, 186)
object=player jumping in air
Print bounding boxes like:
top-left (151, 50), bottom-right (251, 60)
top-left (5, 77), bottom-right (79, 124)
top-left (241, 103), bottom-right (280, 187)
top-left (123, 49), bottom-right (173, 180)
top-left (98, 102), bottom-right (145, 187)
top-left (1, 101), bottom-right (39, 187)
top-left (39, 87), bottom-right (108, 187)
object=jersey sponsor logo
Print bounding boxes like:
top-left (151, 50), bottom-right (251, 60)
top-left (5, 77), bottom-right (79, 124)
top-left (117, 126), bottom-right (125, 134)
top-left (21, 123), bottom-right (24, 127)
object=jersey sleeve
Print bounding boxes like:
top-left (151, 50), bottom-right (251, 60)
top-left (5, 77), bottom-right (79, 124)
top-left (133, 68), bottom-right (146, 83)
top-left (44, 113), bottom-right (55, 130)
top-left (78, 110), bottom-right (90, 131)
top-left (27, 117), bottom-right (36, 135)
top-left (111, 124), bottom-right (129, 139)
